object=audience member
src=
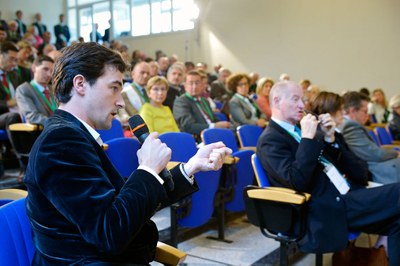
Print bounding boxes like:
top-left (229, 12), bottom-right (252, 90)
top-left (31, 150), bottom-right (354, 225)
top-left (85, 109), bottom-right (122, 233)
top-left (54, 14), bottom-right (70, 49)
top-left (248, 72), bottom-right (259, 94)
top-left (196, 62), bottom-right (217, 85)
top-left (89, 23), bottom-right (102, 43)
top-left (279, 73), bottom-right (290, 81)
top-left (368, 88), bottom-right (390, 123)
top-left (15, 42), bottom-right (33, 83)
top-left (102, 20), bottom-right (111, 43)
top-left (0, 11), bottom-right (8, 31)
top-left (299, 79), bottom-right (311, 92)
top-left (26, 25), bottom-right (43, 49)
top-left (311, 91), bottom-right (370, 185)
top-left (359, 87), bottom-right (370, 97)
top-left (6, 20), bottom-right (21, 43)
top-left (255, 77), bottom-right (274, 120)
top-left (139, 76), bottom-right (179, 134)
top-left (32, 12), bottom-right (47, 38)
top-left (163, 62), bottom-right (185, 110)
top-left (148, 60), bottom-right (159, 78)
top-left (184, 61), bottom-right (195, 72)
top-left (227, 73), bottom-right (266, 127)
top-left (388, 94), bottom-right (400, 140)
top-left (16, 55), bottom-right (55, 125)
top-left (15, 10), bottom-right (26, 37)
top-left (257, 81), bottom-right (400, 265)
top-left (0, 26), bottom-right (7, 42)
top-left (0, 41), bottom-right (23, 113)
top-left (340, 91), bottom-right (400, 184)
top-left (24, 42), bottom-right (231, 265)
top-left (37, 31), bottom-right (52, 55)
top-left (173, 70), bottom-right (231, 141)
top-left (119, 61), bottom-right (151, 122)
top-left (210, 68), bottom-right (232, 102)
top-left (157, 56), bottom-right (169, 77)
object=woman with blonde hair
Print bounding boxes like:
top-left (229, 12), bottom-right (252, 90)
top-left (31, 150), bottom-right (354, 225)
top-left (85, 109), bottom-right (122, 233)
top-left (255, 77), bottom-right (274, 120)
top-left (368, 88), bottom-right (390, 123)
top-left (139, 76), bottom-right (180, 134)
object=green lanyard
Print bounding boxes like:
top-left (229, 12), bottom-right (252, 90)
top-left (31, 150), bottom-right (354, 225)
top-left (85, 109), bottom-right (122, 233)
top-left (30, 80), bottom-right (57, 112)
top-left (2, 73), bottom-right (12, 99)
top-left (132, 83), bottom-right (149, 103)
top-left (185, 93), bottom-right (215, 121)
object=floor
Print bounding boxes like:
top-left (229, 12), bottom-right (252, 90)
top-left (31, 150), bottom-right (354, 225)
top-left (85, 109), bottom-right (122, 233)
top-left (151, 207), bottom-right (381, 266)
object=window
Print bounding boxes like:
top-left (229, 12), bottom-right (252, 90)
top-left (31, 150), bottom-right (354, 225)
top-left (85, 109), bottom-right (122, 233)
top-left (68, 0), bottom-right (199, 41)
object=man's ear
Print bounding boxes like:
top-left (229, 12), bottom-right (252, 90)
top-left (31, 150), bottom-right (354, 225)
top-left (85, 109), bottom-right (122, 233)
top-left (273, 96), bottom-right (280, 109)
top-left (72, 74), bottom-right (87, 96)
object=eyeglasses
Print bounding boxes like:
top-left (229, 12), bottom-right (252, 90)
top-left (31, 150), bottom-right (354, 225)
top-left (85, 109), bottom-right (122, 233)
top-left (151, 87), bottom-right (168, 93)
top-left (186, 81), bottom-right (202, 86)
top-left (237, 82), bottom-right (249, 87)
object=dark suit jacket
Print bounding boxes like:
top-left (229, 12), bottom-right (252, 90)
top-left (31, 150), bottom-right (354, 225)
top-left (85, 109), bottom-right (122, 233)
top-left (32, 22), bottom-right (47, 37)
top-left (54, 24), bottom-right (70, 44)
top-left (173, 94), bottom-right (218, 136)
top-left (163, 84), bottom-right (184, 111)
top-left (24, 109), bottom-right (198, 264)
top-left (256, 120), bottom-right (369, 252)
top-left (0, 70), bottom-right (22, 114)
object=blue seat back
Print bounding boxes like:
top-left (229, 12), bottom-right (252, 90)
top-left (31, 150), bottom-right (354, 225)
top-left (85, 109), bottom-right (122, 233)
top-left (159, 132), bottom-right (221, 228)
top-left (0, 198), bottom-right (35, 265)
top-left (202, 128), bottom-right (239, 153)
top-left (0, 129), bottom-right (8, 141)
top-left (368, 130), bottom-right (380, 145)
top-left (159, 132), bottom-right (197, 162)
top-left (105, 137), bottom-right (141, 178)
top-left (214, 112), bottom-right (228, 122)
top-left (224, 149), bottom-right (254, 212)
top-left (97, 119), bottom-right (124, 143)
top-left (251, 154), bottom-right (271, 187)
top-left (374, 127), bottom-right (392, 145)
top-left (237, 125), bottom-right (263, 148)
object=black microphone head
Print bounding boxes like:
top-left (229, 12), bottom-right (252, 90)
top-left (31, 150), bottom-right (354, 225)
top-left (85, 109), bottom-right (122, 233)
top-left (128, 115), bottom-right (149, 140)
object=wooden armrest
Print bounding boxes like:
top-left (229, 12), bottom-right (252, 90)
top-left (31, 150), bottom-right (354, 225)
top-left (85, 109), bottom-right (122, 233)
top-left (167, 161), bottom-right (181, 170)
top-left (224, 156), bottom-right (240, 165)
top-left (392, 140), bottom-right (400, 145)
top-left (9, 123), bottom-right (43, 131)
top-left (0, 188), bottom-right (28, 200)
top-left (101, 144), bottom-right (109, 151)
top-left (381, 144), bottom-right (400, 150)
top-left (239, 146), bottom-right (257, 152)
top-left (155, 241), bottom-right (187, 265)
top-left (247, 187), bottom-right (311, 204)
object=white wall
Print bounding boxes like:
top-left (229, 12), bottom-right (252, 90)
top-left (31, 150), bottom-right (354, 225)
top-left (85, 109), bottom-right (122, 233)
top-left (0, 0), bottom-right (64, 43)
top-left (194, 0), bottom-right (400, 99)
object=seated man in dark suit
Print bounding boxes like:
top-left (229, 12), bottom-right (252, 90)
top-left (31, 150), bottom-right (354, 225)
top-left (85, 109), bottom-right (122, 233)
top-left (24, 42), bottom-right (231, 265)
top-left (173, 70), bottom-right (232, 141)
top-left (257, 80), bottom-right (400, 265)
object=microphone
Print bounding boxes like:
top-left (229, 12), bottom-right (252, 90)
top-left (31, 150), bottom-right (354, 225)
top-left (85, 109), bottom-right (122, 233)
top-left (128, 115), bottom-right (175, 191)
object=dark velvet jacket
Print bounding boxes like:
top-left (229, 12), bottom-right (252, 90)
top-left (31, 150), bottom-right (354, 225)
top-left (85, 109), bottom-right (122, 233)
top-left (24, 109), bottom-right (198, 265)
top-left (256, 120), bottom-right (369, 253)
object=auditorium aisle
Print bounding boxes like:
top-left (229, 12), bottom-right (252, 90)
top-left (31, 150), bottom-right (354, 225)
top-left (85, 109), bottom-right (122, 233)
top-left (149, 207), bottom-right (357, 266)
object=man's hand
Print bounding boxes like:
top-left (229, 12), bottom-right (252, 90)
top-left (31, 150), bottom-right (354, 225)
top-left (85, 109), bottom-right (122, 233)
top-left (318, 113), bottom-right (336, 142)
top-left (137, 132), bottom-right (171, 173)
top-left (215, 121), bottom-right (231, 128)
top-left (184, 141), bottom-right (232, 176)
top-left (7, 99), bottom-right (17, 108)
top-left (300, 114), bottom-right (319, 139)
